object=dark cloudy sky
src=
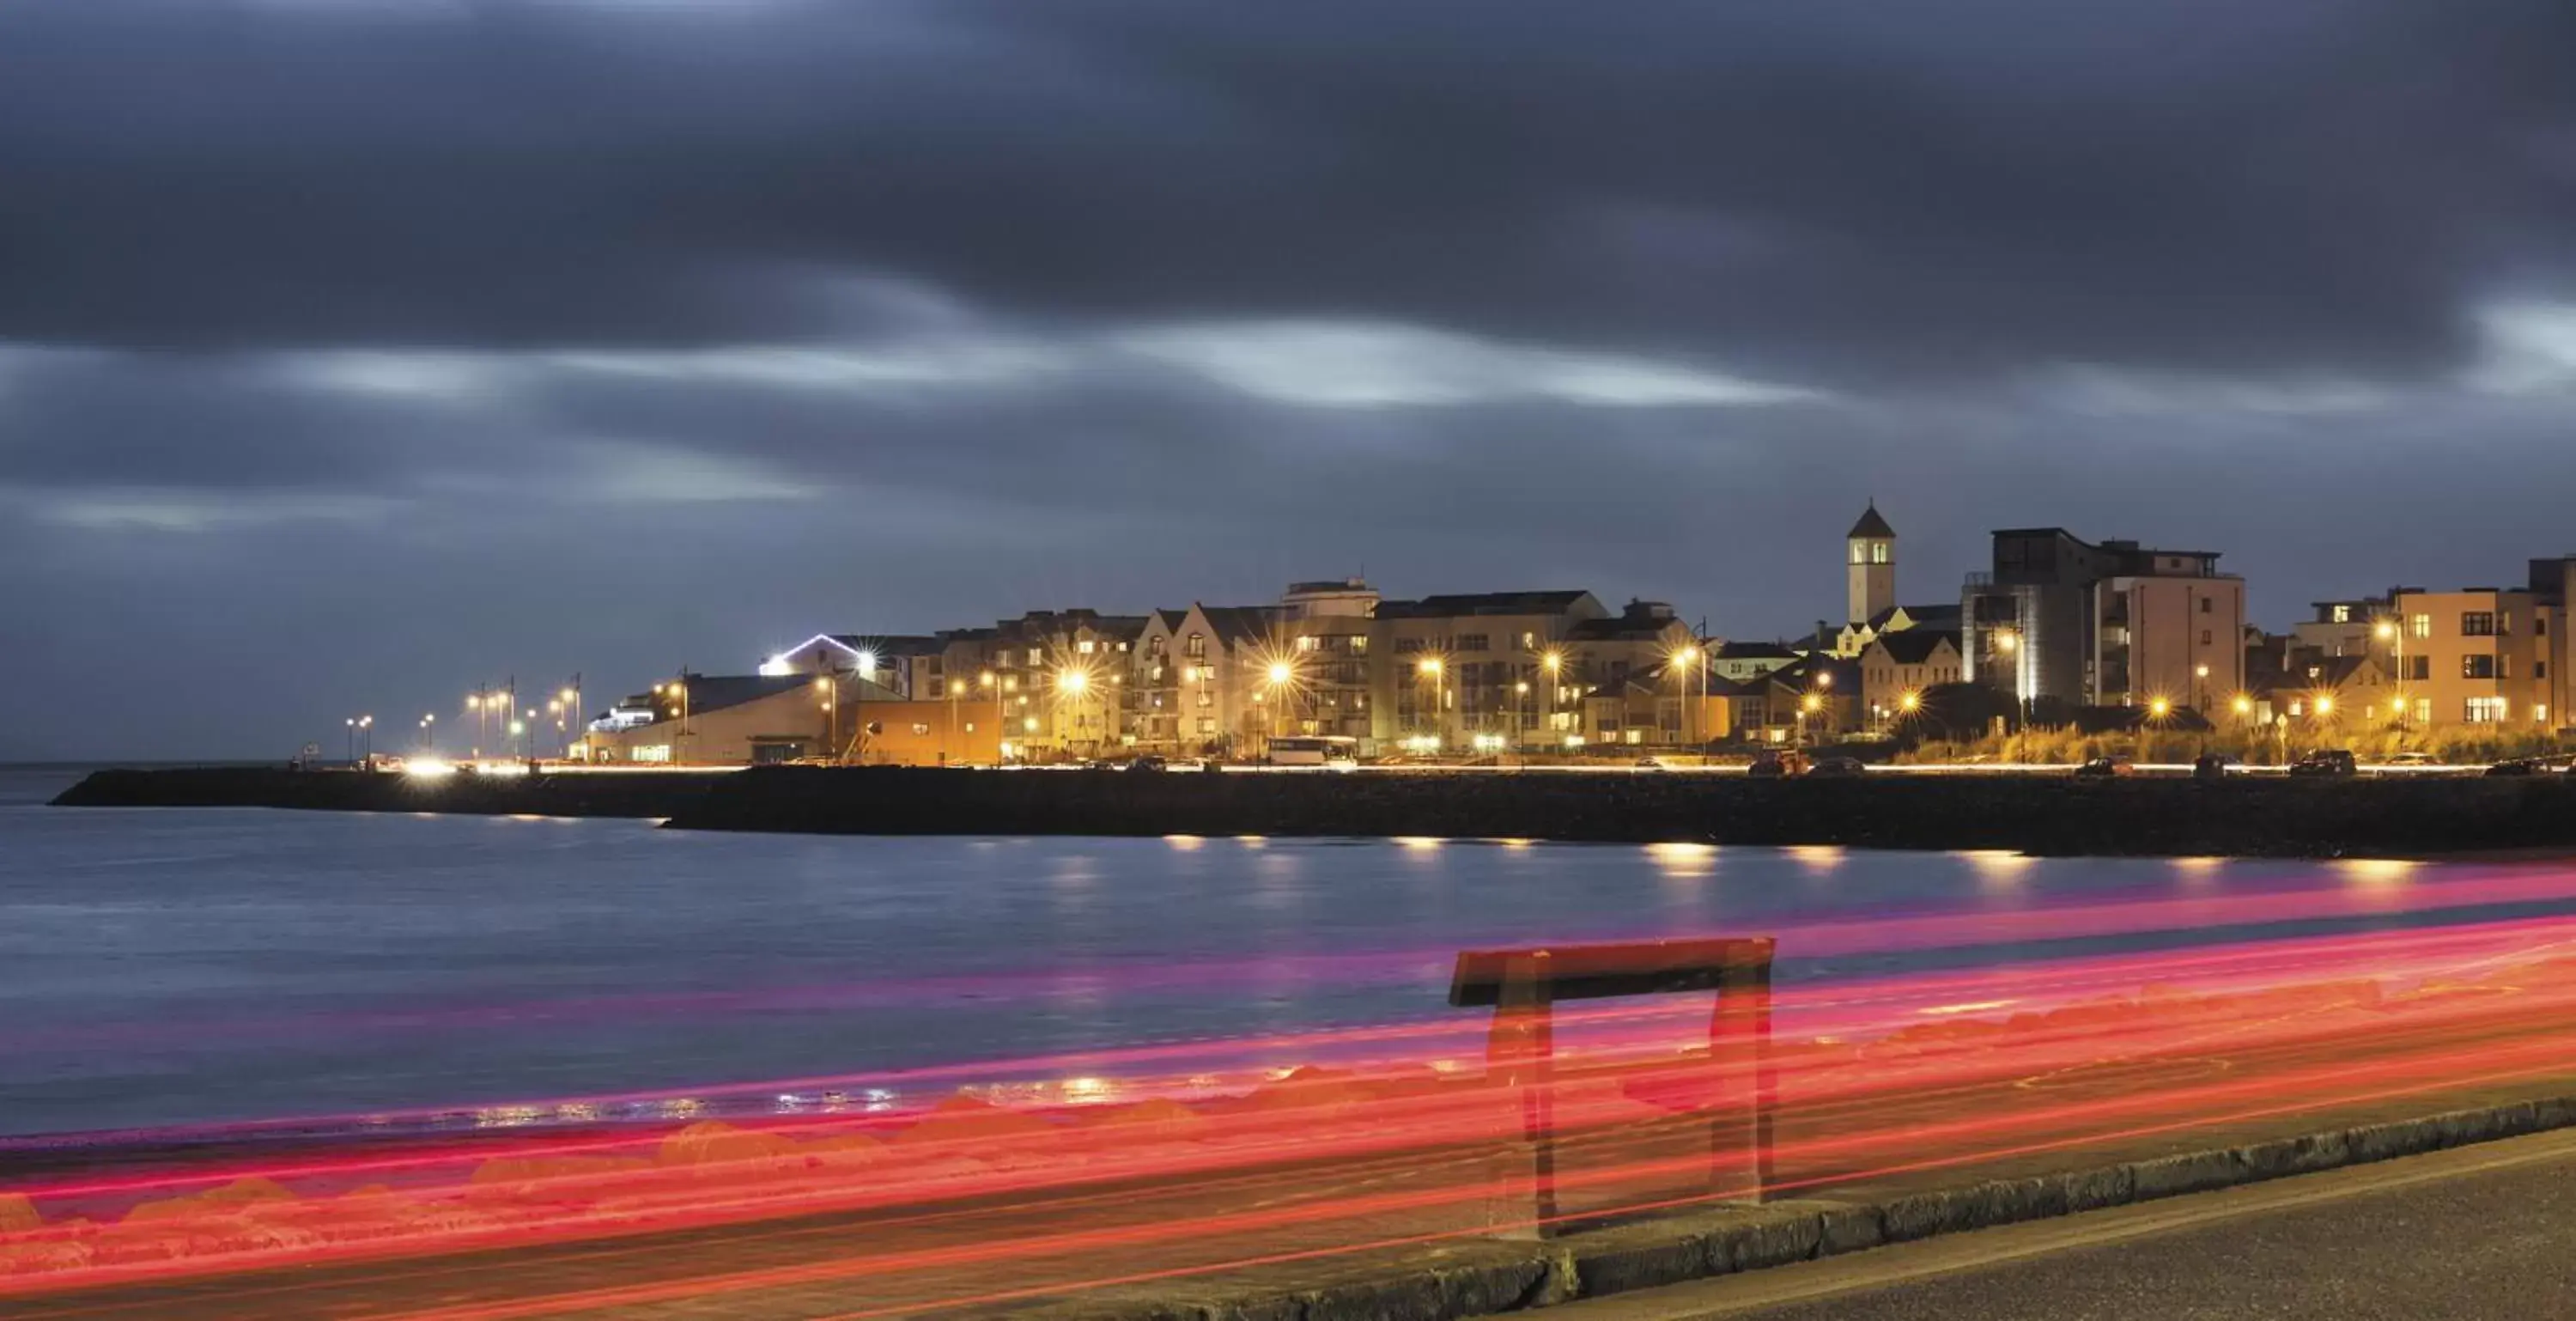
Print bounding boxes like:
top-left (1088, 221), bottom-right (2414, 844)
top-left (7, 0), bottom-right (2576, 759)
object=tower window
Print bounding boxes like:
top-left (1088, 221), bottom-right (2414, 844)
top-left (1870, 542), bottom-right (1890, 565)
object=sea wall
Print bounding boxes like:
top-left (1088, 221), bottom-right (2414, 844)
top-left (52, 767), bottom-right (720, 819)
top-left (667, 766), bottom-right (2576, 857)
top-left (54, 764), bottom-right (2576, 856)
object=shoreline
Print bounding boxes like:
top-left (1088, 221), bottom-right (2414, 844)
top-left (51, 764), bottom-right (2576, 859)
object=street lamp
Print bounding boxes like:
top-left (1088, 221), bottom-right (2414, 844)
top-left (1540, 649), bottom-right (1565, 741)
top-left (1417, 656), bottom-right (1446, 748)
top-left (1800, 691), bottom-right (1823, 748)
top-left (2375, 617), bottom-right (2408, 727)
top-left (659, 679), bottom-right (690, 764)
top-left (1668, 645), bottom-right (1704, 750)
top-left (419, 713), bottom-right (435, 752)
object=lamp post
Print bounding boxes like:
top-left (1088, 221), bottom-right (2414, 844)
top-left (659, 679), bottom-right (690, 764)
top-left (559, 684), bottom-right (581, 761)
top-left (1669, 644), bottom-right (1703, 752)
top-left (1993, 628), bottom-right (2023, 730)
top-left (817, 673), bottom-right (839, 763)
top-left (1265, 660), bottom-right (1297, 753)
top-left (1417, 656), bottom-right (1446, 751)
top-left (419, 713), bottom-right (435, 752)
top-left (2376, 616), bottom-right (2406, 730)
top-left (1799, 691), bottom-right (1823, 748)
top-left (978, 670), bottom-right (998, 764)
top-left (1540, 649), bottom-right (1564, 744)
top-left (344, 717), bottom-right (358, 766)
top-left (1057, 666), bottom-right (1091, 759)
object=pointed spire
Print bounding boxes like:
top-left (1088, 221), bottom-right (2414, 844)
top-left (1847, 501), bottom-right (1895, 540)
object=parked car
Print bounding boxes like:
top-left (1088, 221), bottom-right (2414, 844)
top-left (2385, 751), bottom-right (2437, 767)
top-left (1124, 755), bottom-right (1168, 773)
top-left (2191, 753), bottom-right (2239, 781)
top-left (1805, 755), bottom-right (1868, 778)
top-left (1747, 749), bottom-right (1807, 779)
top-left (1632, 756), bottom-right (1666, 772)
top-left (2074, 756), bottom-right (2135, 778)
top-left (2288, 749), bottom-right (2359, 777)
top-left (2486, 757), bottom-right (2549, 777)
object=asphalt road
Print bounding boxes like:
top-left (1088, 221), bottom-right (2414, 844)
top-left (1540, 1126), bottom-right (2576, 1321)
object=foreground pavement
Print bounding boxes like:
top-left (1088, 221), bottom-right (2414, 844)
top-left (1534, 1124), bottom-right (2576, 1320)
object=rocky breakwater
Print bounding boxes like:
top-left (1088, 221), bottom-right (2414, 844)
top-left (52, 766), bottom-right (724, 819)
top-left (667, 766), bottom-right (2576, 857)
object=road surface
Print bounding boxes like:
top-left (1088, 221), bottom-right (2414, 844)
top-left (1536, 1125), bottom-right (2576, 1320)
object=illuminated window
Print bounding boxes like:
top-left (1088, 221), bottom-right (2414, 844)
top-left (1297, 636), bottom-right (1317, 651)
top-left (2330, 605), bottom-right (2351, 623)
top-left (1870, 542), bottom-right (1889, 565)
top-left (911, 722), bottom-right (931, 735)
top-left (1078, 640), bottom-right (1095, 654)
top-left (2537, 704), bottom-right (2551, 724)
top-left (1027, 648), bottom-right (1042, 666)
top-left (2465, 697), bottom-right (2506, 723)
top-left (1349, 636), bottom-right (1368, 654)
top-left (963, 721), bottom-right (976, 733)
top-left (2410, 613), bottom-right (2432, 639)
top-left (2463, 612), bottom-right (2496, 637)
top-left (1187, 633), bottom-right (1206, 658)
top-left (1196, 717), bottom-right (1216, 734)
top-left (1850, 543), bottom-right (1867, 565)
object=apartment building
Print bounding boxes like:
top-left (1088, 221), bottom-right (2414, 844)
top-left (1859, 630), bottom-right (1964, 728)
top-left (2386, 587), bottom-right (2553, 729)
top-left (1963, 529), bottom-right (2246, 713)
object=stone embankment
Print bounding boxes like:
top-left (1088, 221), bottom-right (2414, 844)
top-left (681, 766), bottom-right (2576, 857)
top-left (52, 766), bottom-right (720, 819)
top-left (55, 764), bottom-right (2576, 856)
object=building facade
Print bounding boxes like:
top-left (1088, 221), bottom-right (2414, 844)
top-left (1963, 528), bottom-right (2247, 715)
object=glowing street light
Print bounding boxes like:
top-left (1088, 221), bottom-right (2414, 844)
top-left (1416, 656), bottom-right (1448, 746)
top-left (2148, 696), bottom-right (2172, 720)
top-left (1899, 690), bottom-right (1922, 714)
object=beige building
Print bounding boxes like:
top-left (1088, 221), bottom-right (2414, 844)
top-left (1859, 630), bottom-right (1964, 729)
top-left (2387, 587), bottom-right (2554, 729)
top-left (584, 673), bottom-right (921, 765)
top-left (1964, 530), bottom-right (2247, 715)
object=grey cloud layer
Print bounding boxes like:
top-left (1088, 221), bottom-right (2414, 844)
top-left (3, 0), bottom-right (2571, 374)
top-left (4, 0), bottom-right (2576, 758)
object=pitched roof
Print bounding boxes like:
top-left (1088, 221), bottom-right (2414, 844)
top-left (1848, 502), bottom-right (1896, 539)
top-left (1378, 590), bottom-right (1595, 618)
top-left (1715, 641), bottom-right (1801, 660)
top-left (1869, 629), bottom-right (1962, 666)
top-left (1864, 603), bottom-right (1961, 630)
top-left (1195, 605), bottom-right (1279, 647)
top-left (1565, 613), bottom-right (1686, 642)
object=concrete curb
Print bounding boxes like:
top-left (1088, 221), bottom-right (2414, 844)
top-left (1001, 1093), bottom-right (2576, 1320)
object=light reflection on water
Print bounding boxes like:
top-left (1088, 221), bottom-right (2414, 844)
top-left (0, 794), bottom-right (2538, 1138)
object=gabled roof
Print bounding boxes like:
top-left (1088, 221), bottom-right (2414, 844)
top-left (1194, 604), bottom-right (1279, 647)
top-left (1868, 630), bottom-right (1962, 666)
top-left (1864, 603), bottom-right (1961, 630)
top-left (1715, 641), bottom-right (1801, 660)
top-left (1378, 590), bottom-right (1595, 619)
top-left (1848, 502), bottom-right (1896, 540)
top-left (1566, 614), bottom-right (1687, 642)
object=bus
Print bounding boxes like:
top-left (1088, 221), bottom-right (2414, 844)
top-left (1267, 735), bottom-right (1360, 768)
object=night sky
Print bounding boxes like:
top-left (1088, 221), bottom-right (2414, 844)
top-left (7, 0), bottom-right (2575, 759)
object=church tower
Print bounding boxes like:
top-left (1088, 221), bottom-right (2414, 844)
top-left (1847, 502), bottom-right (1895, 624)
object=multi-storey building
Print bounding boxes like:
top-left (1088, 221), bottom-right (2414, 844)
top-left (2385, 587), bottom-right (2552, 729)
top-left (1371, 590), bottom-right (1610, 750)
top-left (1962, 529), bottom-right (2246, 714)
top-left (1858, 630), bottom-right (1964, 729)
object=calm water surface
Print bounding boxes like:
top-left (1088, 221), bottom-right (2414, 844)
top-left (0, 765), bottom-right (2545, 1137)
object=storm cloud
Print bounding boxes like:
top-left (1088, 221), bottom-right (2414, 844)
top-left (3, 0), bottom-right (2574, 757)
